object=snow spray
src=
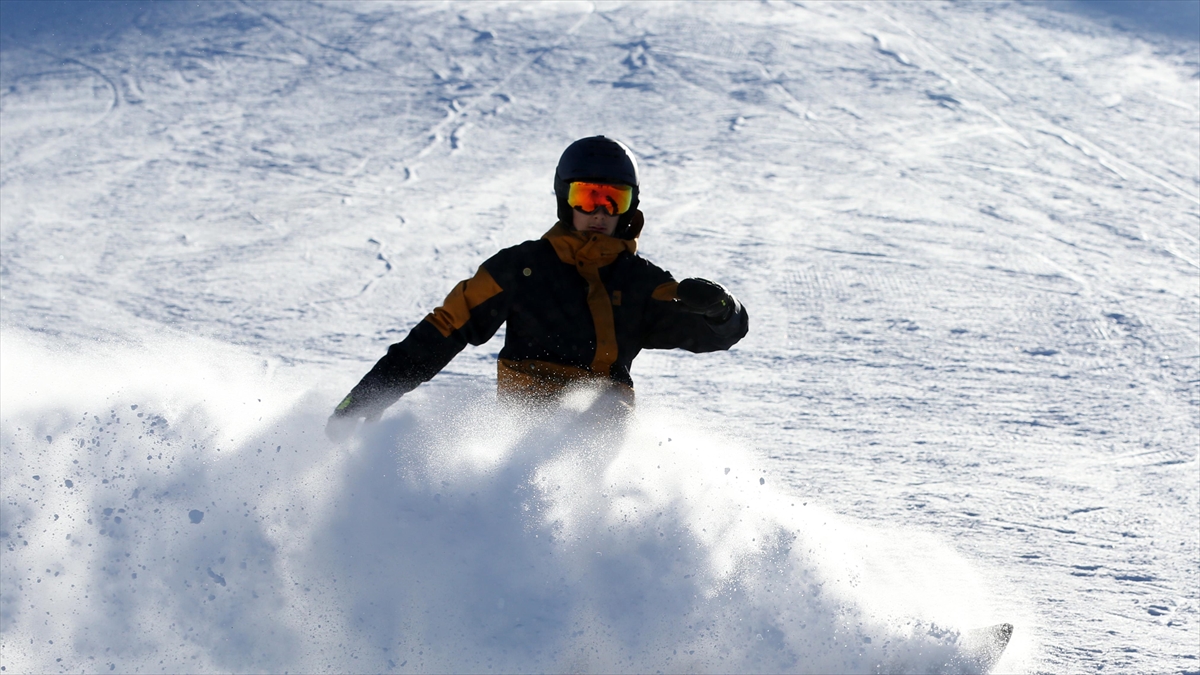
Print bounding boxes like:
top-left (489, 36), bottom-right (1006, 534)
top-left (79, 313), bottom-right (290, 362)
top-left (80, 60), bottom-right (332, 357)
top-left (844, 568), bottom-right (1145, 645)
top-left (1, 331), bottom-right (1023, 673)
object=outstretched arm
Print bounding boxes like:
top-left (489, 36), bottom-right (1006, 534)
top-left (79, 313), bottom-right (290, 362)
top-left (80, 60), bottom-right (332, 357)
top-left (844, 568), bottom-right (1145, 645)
top-left (326, 262), bottom-right (510, 440)
top-left (330, 321), bottom-right (465, 424)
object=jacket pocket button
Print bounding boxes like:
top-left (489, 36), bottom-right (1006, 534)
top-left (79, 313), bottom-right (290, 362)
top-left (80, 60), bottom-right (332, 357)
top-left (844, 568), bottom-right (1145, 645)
top-left (523, 268), bottom-right (532, 277)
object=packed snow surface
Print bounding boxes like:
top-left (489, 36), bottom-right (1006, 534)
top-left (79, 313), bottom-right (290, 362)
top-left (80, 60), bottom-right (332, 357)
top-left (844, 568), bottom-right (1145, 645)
top-left (1, 1), bottom-right (1197, 673)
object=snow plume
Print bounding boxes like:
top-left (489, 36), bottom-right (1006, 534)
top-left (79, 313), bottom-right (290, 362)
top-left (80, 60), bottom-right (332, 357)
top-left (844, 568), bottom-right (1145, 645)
top-left (1, 331), bottom-right (1020, 673)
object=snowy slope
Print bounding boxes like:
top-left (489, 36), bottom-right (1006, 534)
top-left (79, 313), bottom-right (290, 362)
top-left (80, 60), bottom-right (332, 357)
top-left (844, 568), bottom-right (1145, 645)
top-left (1, 1), bottom-right (1197, 673)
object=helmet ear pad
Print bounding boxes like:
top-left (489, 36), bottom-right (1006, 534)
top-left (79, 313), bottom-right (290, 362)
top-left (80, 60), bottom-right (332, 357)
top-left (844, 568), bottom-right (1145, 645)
top-left (622, 208), bottom-right (645, 239)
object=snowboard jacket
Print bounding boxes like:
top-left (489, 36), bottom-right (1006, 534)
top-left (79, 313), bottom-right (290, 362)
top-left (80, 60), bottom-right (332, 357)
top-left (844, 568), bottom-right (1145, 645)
top-left (345, 216), bottom-right (748, 411)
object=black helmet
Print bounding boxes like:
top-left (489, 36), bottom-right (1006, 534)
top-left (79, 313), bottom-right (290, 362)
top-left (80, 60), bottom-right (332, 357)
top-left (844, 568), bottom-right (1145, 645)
top-left (554, 136), bottom-right (641, 238)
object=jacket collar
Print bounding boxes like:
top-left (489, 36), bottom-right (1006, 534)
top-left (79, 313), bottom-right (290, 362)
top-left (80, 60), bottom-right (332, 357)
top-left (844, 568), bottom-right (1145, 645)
top-left (543, 221), bottom-right (638, 268)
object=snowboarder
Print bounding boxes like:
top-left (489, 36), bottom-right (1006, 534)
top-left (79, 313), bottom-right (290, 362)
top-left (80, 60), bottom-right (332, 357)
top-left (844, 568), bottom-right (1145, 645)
top-left (326, 136), bottom-right (748, 440)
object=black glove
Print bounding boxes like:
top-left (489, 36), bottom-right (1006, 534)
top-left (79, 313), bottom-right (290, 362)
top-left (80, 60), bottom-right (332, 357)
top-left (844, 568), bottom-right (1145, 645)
top-left (325, 393), bottom-right (385, 442)
top-left (677, 278), bottom-right (735, 322)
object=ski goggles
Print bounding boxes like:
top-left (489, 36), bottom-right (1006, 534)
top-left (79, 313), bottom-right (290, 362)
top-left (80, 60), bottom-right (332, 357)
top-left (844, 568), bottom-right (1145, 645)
top-left (567, 181), bottom-right (634, 216)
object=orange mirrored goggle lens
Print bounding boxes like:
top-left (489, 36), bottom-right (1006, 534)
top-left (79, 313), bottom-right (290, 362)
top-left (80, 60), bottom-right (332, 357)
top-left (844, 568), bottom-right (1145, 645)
top-left (567, 182), bottom-right (633, 216)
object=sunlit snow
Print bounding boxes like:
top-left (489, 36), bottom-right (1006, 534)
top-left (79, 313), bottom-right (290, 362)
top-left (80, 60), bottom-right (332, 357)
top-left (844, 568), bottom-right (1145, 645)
top-left (1, 1), bottom-right (1197, 673)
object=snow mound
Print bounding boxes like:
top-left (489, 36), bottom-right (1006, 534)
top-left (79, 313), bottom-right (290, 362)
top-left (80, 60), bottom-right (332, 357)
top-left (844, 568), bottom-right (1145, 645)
top-left (1, 331), bottom-right (1015, 673)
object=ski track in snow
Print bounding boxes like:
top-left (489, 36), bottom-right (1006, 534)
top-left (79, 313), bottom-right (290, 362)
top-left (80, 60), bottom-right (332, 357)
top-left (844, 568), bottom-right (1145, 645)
top-left (1, 1), bottom-right (1197, 673)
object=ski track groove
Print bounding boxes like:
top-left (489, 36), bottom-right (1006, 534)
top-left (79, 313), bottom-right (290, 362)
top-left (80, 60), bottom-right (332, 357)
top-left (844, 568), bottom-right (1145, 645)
top-left (864, 0), bottom-right (1200, 229)
top-left (239, 0), bottom-right (381, 72)
top-left (0, 46), bottom-right (120, 181)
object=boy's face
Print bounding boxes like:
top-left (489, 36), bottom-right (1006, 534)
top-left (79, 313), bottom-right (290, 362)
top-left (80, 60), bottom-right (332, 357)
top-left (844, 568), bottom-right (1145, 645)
top-left (572, 208), bottom-right (619, 236)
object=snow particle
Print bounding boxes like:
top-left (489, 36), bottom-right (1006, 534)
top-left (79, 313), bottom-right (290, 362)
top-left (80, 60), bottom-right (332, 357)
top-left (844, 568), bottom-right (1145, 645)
top-left (207, 568), bottom-right (226, 586)
top-left (189, 510), bottom-right (205, 524)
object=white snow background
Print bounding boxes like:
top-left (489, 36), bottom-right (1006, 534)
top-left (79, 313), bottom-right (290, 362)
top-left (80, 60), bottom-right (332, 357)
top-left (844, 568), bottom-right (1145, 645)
top-left (0, 1), bottom-right (1196, 673)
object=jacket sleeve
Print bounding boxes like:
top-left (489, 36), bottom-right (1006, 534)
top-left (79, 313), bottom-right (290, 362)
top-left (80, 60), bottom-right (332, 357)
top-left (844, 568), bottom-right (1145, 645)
top-left (641, 280), bottom-right (749, 352)
top-left (345, 252), bottom-right (515, 413)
